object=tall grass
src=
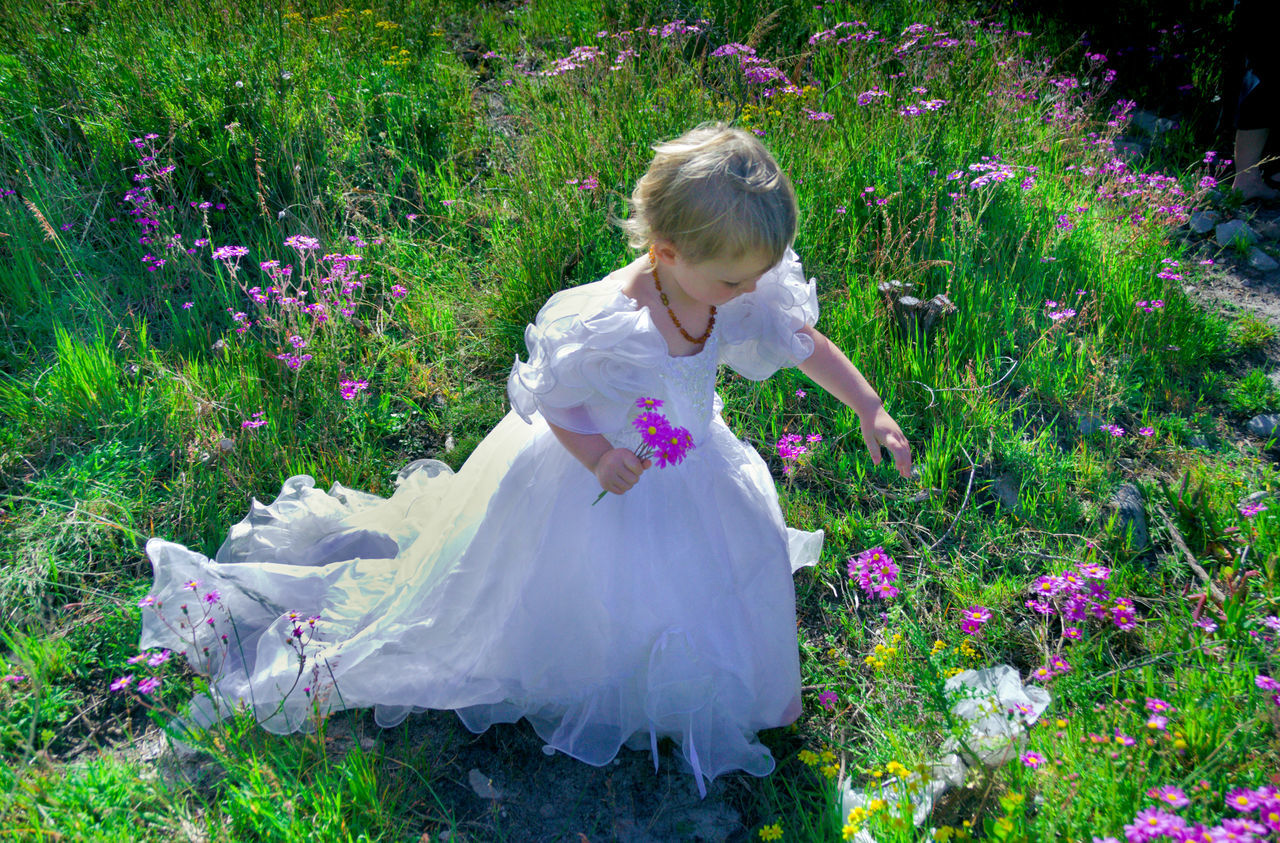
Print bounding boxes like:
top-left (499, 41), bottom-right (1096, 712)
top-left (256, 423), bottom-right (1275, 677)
top-left (0, 0), bottom-right (1276, 839)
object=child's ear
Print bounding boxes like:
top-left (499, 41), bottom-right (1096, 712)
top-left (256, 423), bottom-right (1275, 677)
top-left (651, 239), bottom-right (680, 267)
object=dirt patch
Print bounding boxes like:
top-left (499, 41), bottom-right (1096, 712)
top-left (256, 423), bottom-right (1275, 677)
top-left (105, 710), bottom-right (763, 842)
top-left (1180, 205), bottom-right (1280, 340)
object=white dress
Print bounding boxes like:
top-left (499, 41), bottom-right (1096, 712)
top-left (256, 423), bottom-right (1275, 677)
top-left (140, 248), bottom-right (825, 796)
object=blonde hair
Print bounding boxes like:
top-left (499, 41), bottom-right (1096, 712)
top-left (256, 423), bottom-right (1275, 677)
top-left (617, 122), bottom-right (797, 266)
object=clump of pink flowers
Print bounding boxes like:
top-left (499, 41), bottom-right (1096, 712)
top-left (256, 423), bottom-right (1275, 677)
top-left (592, 398), bottom-right (694, 505)
top-left (847, 546), bottom-right (900, 599)
top-left (960, 605), bottom-right (991, 634)
top-left (776, 432), bottom-right (823, 476)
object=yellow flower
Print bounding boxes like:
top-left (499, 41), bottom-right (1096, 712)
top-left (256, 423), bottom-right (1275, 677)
top-left (868, 798), bottom-right (887, 813)
top-left (1055, 718), bottom-right (1067, 728)
top-left (821, 749), bottom-right (837, 763)
top-left (759, 822), bottom-right (784, 840)
top-left (798, 749), bottom-right (820, 767)
top-left (822, 763), bottom-right (840, 779)
top-left (885, 760), bottom-right (910, 778)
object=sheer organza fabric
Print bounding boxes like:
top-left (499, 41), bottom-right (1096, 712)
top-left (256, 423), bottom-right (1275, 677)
top-left (141, 247), bottom-right (824, 796)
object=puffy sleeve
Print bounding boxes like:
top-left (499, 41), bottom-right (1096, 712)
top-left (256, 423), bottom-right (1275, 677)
top-left (507, 281), bottom-right (665, 435)
top-left (716, 247), bottom-right (819, 380)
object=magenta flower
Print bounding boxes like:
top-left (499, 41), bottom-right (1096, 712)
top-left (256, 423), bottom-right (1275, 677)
top-left (1145, 697), bottom-right (1175, 714)
top-left (211, 245), bottom-right (248, 260)
top-left (1227, 788), bottom-right (1263, 812)
top-left (961, 606), bottom-right (991, 633)
top-left (1020, 751), bottom-right (1046, 769)
top-left (655, 426), bottom-right (694, 468)
top-left (1049, 655), bottom-right (1071, 674)
top-left (1138, 427), bottom-right (1154, 436)
top-left (634, 412), bottom-right (670, 449)
top-left (635, 397), bottom-right (663, 411)
top-left (1063, 626), bottom-right (1082, 640)
top-left (1147, 786), bottom-right (1189, 808)
top-left (110, 675), bottom-right (133, 692)
top-left (818, 690), bottom-right (838, 710)
top-left (1241, 503), bottom-right (1269, 519)
top-left (1124, 809), bottom-right (1184, 841)
top-left (1256, 675), bottom-right (1280, 691)
top-left (847, 547), bottom-right (900, 600)
top-left (284, 234), bottom-right (321, 251)
top-left (1145, 715), bottom-right (1168, 731)
top-left (137, 677), bottom-right (162, 695)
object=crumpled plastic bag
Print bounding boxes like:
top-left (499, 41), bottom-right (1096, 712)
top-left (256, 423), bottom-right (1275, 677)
top-left (839, 665), bottom-right (1051, 836)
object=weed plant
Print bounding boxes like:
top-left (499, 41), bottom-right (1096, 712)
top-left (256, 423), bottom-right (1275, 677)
top-left (1, 0), bottom-right (1277, 840)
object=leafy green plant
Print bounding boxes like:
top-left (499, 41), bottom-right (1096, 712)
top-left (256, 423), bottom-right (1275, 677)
top-left (1227, 369), bottom-right (1280, 416)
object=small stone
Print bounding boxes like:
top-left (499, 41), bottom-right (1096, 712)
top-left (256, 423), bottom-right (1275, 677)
top-left (1078, 413), bottom-right (1105, 435)
top-left (1188, 210), bottom-right (1220, 235)
top-left (468, 769), bottom-right (502, 800)
top-left (444, 434), bottom-right (456, 453)
top-left (1248, 247), bottom-right (1279, 272)
top-left (217, 438), bottom-right (234, 453)
top-left (1247, 414), bottom-right (1280, 437)
top-left (1215, 219), bottom-right (1259, 248)
top-left (1130, 110), bottom-right (1161, 134)
top-left (1107, 483), bottom-right (1148, 553)
top-left (1186, 434), bottom-right (1210, 449)
top-left (988, 475), bottom-right (1021, 515)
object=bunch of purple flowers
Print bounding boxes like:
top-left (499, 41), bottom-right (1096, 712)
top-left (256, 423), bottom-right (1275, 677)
top-left (591, 398), bottom-right (694, 504)
top-left (847, 546), bottom-right (900, 599)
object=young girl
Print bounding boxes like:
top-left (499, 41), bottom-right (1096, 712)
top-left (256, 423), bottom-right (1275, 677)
top-left (140, 123), bottom-right (912, 797)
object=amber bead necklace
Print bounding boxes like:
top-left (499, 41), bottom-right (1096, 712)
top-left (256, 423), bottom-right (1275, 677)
top-left (649, 245), bottom-right (715, 345)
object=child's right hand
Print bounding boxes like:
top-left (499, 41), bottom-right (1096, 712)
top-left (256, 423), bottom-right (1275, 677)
top-left (594, 448), bottom-right (651, 496)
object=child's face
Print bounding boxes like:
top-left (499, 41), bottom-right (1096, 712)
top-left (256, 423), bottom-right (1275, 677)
top-left (663, 248), bottom-right (776, 307)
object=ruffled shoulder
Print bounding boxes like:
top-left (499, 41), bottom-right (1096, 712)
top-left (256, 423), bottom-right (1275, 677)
top-left (716, 247), bottom-right (819, 380)
top-left (507, 277), bottom-right (667, 435)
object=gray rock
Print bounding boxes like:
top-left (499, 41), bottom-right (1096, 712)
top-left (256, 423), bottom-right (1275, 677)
top-left (1130, 110), bottom-right (1161, 134)
top-left (1241, 490), bottom-right (1272, 507)
top-left (1186, 434), bottom-right (1210, 449)
top-left (1247, 414), bottom-right (1280, 437)
top-left (1248, 247), bottom-right (1279, 272)
top-left (1256, 218), bottom-right (1280, 240)
top-left (468, 768), bottom-right (503, 800)
top-left (1107, 483), bottom-right (1148, 553)
top-left (1078, 413), bottom-right (1105, 435)
top-left (989, 475), bottom-right (1021, 515)
top-left (1189, 210), bottom-right (1220, 235)
top-left (1216, 219), bottom-right (1260, 248)
top-left (1129, 110), bottom-right (1176, 135)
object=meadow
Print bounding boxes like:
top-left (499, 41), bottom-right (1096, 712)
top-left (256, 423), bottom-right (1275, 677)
top-left (1, 0), bottom-right (1278, 839)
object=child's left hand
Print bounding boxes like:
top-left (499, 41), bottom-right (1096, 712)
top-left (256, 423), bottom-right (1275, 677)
top-left (860, 405), bottom-right (913, 478)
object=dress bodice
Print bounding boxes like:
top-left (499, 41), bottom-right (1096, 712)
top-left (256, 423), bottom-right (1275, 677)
top-left (507, 247), bottom-right (820, 444)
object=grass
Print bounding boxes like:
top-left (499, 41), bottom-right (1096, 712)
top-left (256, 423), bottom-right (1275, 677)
top-left (1, 0), bottom-right (1278, 840)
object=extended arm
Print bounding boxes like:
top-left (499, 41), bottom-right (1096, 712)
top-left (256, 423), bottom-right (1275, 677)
top-left (546, 421), bottom-right (651, 496)
top-left (797, 325), bottom-right (913, 477)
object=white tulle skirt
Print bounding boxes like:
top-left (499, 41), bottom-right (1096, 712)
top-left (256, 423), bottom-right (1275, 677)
top-left (141, 411), bottom-right (822, 795)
